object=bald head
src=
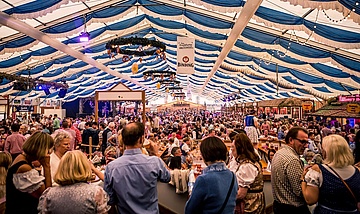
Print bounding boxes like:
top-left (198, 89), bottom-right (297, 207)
top-left (121, 122), bottom-right (145, 146)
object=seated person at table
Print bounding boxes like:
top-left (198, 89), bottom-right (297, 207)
top-left (166, 147), bottom-right (182, 170)
top-left (259, 130), bottom-right (277, 141)
top-left (266, 149), bottom-right (276, 171)
top-left (38, 150), bottom-right (110, 213)
top-left (104, 146), bottom-right (117, 164)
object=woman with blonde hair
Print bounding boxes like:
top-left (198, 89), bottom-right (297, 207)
top-left (0, 152), bottom-right (12, 214)
top-left (229, 133), bottom-right (265, 214)
top-left (38, 150), bottom-right (110, 213)
top-left (50, 130), bottom-right (71, 179)
top-left (302, 134), bottom-right (360, 213)
top-left (6, 131), bottom-right (54, 214)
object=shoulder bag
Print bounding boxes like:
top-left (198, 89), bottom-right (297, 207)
top-left (326, 164), bottom-right (360, 211)
top-left (217, 172), bottom-right (235, 214)
top-left (234, 162), bottom-right (245, 214)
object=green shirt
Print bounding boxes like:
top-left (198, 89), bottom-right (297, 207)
top-left (53, 118), bottom-right (60, 129)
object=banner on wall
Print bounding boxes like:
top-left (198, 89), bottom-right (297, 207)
top-left (14, 106), bottom-right (34, 112)
top-left (177, 37), bottom-right (195, 74)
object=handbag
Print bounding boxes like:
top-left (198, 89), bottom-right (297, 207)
top-left (217, 172), bottom-right (235, 214)
top-left (235, 199), bottom-right (245, 214)
top-left (234, 164), bottom-right (245, 214)
top-left (326, 164), bottom-right (360, 211)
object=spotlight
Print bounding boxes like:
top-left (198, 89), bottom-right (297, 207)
top-left (79, 32), bottom-right (90, 42)
top-left (58, 88), bottom-right (67, 98)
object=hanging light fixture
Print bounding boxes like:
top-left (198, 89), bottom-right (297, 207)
top-left (79, 15), bottom-right (90, 42)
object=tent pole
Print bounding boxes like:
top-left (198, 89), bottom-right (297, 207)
top-left (340, 83), bottom-right (352, 95)
top-left (276, 63), bottom-right (279, 95)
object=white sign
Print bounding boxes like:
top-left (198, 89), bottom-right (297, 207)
top-left (177, 37), bottom-right (195, 74)
top-left (97, 91), bottom-right (144, 101)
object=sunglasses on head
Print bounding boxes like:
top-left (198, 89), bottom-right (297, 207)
top-left (293, 138), bottom-right (308, 144)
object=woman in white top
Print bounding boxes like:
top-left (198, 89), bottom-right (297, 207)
top-left (6, 132), bottom-right (54, 214)
top-left (50, 130), bottom-right (71, 179)
top-left (302, 135), bottom-right (360, 213)
top-left (229, 133), bottom-right (265, 214)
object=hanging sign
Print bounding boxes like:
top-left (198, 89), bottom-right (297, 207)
top-left (14, 106), bottom-right (34, 112)
top-left (177, 37), bottom-right (195, 74)
top-left (302, 103), bottom-right (312, 111)
top-left (346, 103), bottom-right (360, 114)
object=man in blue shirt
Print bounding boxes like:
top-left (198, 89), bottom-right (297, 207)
top-left (104, 122), bottom-right (171, 214)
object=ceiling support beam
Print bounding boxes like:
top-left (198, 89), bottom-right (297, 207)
top-left (149, 0), bottom-right (360, 62)
top-left (7, 24), bottom-right (152, 72)
top-left (0, 0), bottom-right (128, 45)
top-left (199, 0), bottom-right (263, 93)
top-left (0, 11), bottom-right (160, 96)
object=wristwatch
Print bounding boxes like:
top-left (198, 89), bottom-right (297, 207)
top-left (301, 179), bottom-right (307, 183)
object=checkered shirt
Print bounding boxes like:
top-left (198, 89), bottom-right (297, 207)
top-left (271, 145), bottom-right (306, 207)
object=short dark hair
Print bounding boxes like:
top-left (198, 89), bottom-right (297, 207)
top-left (285, 127), bottom-right (308, 144)
top-left (85, 122), bottom-right (92, 127)
top-left (122, 122), bottom-right (144, 146)
top-left (267, 149), bottom-right (276, 161)
top-left (200, 137), bottom-right (227, 163)
top-left (62, 121), bottom-right (69, 128)
top-left (11, 123), bottom-right (20, 132)
top-left (171, 147), bottom-right (180, 155)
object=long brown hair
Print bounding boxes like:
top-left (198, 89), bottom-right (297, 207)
top-left (234, 133), bottom-right (259, 164)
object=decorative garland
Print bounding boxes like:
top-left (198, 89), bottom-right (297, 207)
top-left (158, 79), bottom-right (180, 86)
top-left (105, 37), bottom-right (166, 58)
top-left (0, 72), bottom-right (68, 89)
top-left (143, 70), bottom-right (176, 80)
top-left (167, 86), bottom-right (183, 91)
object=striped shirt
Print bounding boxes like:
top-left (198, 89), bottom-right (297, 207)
top-left (271, 145), bottom-right (306, 207)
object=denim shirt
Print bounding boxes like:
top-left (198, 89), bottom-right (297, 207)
top-left (104, 148), bottom-right (170, 214)
top-left (185, 162), bottom-right (238, 214)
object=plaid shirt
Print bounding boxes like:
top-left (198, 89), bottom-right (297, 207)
top-left (271, 145), bottom-right (306, 207)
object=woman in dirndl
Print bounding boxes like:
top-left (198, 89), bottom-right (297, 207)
top-left (244, 110), bottom-right (259, 144)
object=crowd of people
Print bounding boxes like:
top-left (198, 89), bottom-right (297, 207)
top-left (0, 108), bottom-right (359, 214)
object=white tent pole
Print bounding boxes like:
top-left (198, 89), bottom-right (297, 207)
top-left (0, 11), bottom-right (161, 96)
top-left (199, 0), bottom-right (263, 94)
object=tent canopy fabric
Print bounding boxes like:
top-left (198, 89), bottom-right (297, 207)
top-left (0, 0), bottom-right (359, 103)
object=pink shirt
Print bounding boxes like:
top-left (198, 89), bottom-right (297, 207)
top-left (4, 132), bottom-right (26, 154)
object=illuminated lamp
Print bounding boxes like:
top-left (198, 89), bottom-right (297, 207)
top-left (79, 32), bottom-right (90, 42)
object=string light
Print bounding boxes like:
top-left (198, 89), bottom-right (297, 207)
top-left (0, 52), bottom-right (15, 61)
top-left (290, 9), bottom-right (320, 46)
top-left (322, 9), bottom-right (351, 23)
top-left (322, 1), bottom-right (357, 23)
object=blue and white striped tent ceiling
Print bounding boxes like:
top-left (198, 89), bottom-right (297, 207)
top-left (0, 0), bottom-right (359, 103)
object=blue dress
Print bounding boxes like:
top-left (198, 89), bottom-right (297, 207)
top-left (314, 164), bottom-right (360, 214)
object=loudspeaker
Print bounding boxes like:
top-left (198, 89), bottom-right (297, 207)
top-left (58, 88), bottom-right (67, 98)
top-left (44, 88), bottom-right (50, 95)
